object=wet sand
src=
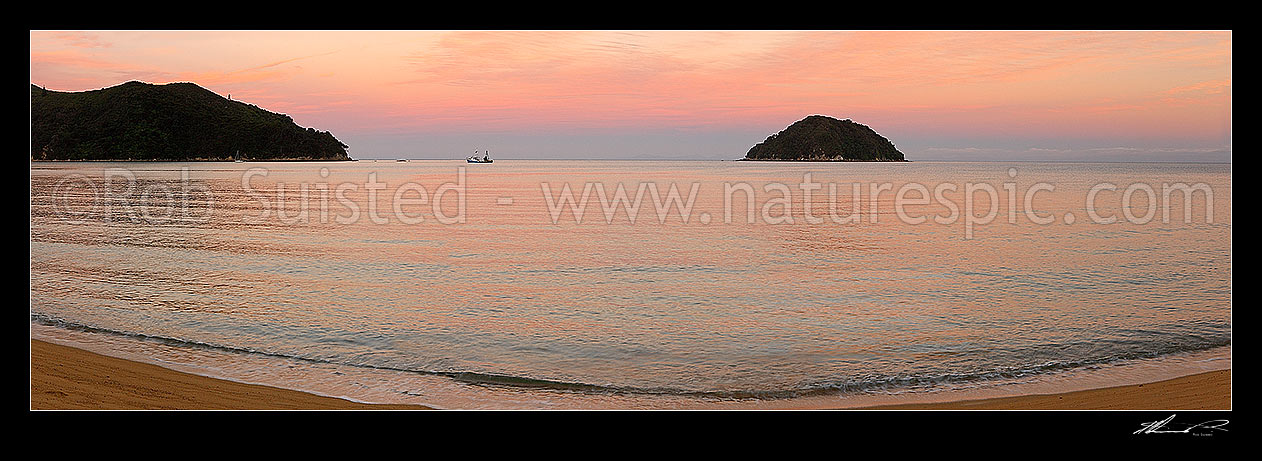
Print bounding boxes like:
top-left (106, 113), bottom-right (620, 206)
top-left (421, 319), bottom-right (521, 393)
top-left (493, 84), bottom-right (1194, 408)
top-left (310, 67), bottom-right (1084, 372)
top-left (31, 339), bottom-right (1229, 410)
top-left (859, 369), bottom-right (1231, 410)
top-left (29, 339), bottom-right (429, 410)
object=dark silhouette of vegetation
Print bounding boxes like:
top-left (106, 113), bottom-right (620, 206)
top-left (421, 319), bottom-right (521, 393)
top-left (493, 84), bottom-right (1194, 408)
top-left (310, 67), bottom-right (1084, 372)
top-left (744, 115), bottom-right (905, 161)
top-left (31, 81), bottom-right (349, 161)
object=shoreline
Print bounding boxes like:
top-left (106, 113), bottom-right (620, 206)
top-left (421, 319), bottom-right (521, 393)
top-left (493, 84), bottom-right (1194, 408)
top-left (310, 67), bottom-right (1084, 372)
top-left (30, 338), bottom-right (1230, 410)
top-left (30, 339), bottom-right (429, 410)
top-left (857, 369), bottom-right (1230, 410)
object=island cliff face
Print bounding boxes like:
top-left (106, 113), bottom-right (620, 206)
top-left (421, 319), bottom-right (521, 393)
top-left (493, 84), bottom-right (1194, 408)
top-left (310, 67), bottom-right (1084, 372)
top-left (31, 81), bottom-right (350, 161)
top-left (744, 115), bottom-right (905, 161)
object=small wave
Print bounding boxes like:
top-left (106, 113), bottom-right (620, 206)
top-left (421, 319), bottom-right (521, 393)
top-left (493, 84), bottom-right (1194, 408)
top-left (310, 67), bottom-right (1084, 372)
top-left (30, 313), bottom-right (1231, 401)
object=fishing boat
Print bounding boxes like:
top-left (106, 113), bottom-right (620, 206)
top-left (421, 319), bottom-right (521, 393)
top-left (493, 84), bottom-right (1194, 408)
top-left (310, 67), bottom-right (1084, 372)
top-left (467, 150), bottom-right (494, 163)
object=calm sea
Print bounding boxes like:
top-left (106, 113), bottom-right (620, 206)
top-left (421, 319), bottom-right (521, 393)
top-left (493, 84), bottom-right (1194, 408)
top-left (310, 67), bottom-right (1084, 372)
top-left (29, 160), bottom-right (1232, 408)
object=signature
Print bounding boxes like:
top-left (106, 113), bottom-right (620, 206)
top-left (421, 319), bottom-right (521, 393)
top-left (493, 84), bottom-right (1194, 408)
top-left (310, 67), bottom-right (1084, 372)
top-left (1134, 414), bottom-right (1229, 435)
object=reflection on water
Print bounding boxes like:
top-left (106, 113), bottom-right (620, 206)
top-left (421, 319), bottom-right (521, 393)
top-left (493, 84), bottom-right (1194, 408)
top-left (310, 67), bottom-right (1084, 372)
top-left (30, 160), bottom-right (1231, 407)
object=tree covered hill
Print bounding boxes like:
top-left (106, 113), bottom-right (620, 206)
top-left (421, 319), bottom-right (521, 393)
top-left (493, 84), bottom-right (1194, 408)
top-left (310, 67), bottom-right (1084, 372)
top-left (744, 115), bottom-right (906, 161)
top-left (31, 81), bottom-right (350, 161)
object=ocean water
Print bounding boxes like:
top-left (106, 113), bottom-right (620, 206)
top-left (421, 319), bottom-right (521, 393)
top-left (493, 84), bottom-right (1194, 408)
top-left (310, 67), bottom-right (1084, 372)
top-left (29, 160), bottom-right (1232, 408)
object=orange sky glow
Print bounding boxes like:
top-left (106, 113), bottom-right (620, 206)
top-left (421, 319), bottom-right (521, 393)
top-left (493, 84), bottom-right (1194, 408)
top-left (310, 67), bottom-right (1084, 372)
top-left (29, 30), bottom-right (1231, 160)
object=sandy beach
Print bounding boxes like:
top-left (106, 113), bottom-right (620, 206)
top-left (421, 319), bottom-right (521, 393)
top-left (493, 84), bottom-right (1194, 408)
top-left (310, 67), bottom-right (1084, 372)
top-left (861, 369), bottom-right (1231, 410)
top-left (30, 339), bottom-right (1229, 410)
top-left (29, 339), bottom-right (429, 410)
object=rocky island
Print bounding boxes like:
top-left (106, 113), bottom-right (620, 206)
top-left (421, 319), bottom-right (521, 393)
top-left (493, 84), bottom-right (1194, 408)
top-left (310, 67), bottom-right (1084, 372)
top-left (744, 115), bottom-right (906, 161)
top-left (30, 81), bottom-right (350, 161)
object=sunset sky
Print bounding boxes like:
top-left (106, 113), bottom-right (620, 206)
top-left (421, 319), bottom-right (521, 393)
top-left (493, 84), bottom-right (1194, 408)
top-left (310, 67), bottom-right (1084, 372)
top-left (29, 30), bottom-right (1231, 161)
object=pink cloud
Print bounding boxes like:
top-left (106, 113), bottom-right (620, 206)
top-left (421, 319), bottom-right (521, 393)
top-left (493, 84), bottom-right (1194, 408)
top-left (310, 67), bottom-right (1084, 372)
top-left (29, 30), bottom-right (1231, 146)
